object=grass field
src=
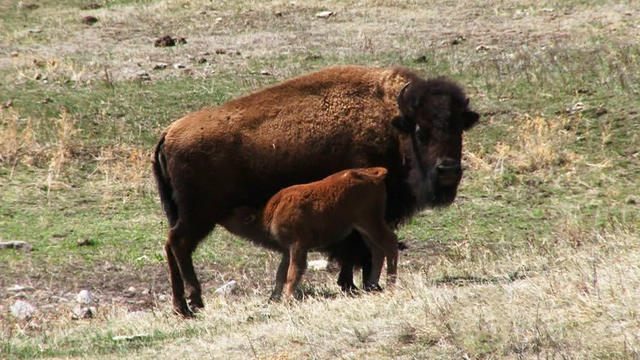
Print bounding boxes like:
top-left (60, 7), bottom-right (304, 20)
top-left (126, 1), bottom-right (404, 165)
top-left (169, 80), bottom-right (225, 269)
top-left (1, 0), bottom-right (639, 358)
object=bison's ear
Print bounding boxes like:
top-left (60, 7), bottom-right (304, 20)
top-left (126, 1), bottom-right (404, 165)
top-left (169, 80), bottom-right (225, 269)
top-left (392, 116), bottom-right (415, 133)
top-left (397, 82), bottom-right (419, 118)
top-left (462, 110), bottom-right (479, 130)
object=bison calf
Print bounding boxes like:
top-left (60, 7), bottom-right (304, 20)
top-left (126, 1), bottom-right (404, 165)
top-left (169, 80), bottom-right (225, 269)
top-left (219, 167), bottom-right (398, 299)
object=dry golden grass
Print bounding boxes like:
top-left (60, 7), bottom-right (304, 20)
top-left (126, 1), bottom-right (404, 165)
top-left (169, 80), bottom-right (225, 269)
top-left (468, 114), bottom-right (582, 175)
top-left (93, 144), bottom-right (155, 200)
top-left (6, 225), bottom-right (637, 359)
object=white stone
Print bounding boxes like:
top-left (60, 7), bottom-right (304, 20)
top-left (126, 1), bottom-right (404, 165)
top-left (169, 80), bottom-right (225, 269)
top-left (11, 300), bottom-right (36, 320)
top-left (214, 280), bottom-right (237, 296)
top-left (76, 290), bottom-right (93, 304)
top-left (308, 259), bottom-right (329, 271)
top-left (7, 285), bottom-right (34, 293)
top-left (315, 11), bottom-right (334, 18)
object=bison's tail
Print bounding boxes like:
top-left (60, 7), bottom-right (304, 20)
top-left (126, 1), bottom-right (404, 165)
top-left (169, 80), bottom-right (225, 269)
top-left (153, 134), bottom-right (178, 228)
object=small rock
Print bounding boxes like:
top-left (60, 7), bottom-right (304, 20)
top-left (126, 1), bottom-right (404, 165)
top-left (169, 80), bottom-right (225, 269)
top-left (173, 63), bottom-right (186, 69)
top-left (154, 35), bottom-right (175, 47)
top-left (274, 11), bottom-right (283, 17)
top-left (27, 28), bottom-right (42, 34)
top-left (153, 63), bottom-right (168, 70)
top-left (18, 2), bottom-right (39, 10)
top-left (451, 35), bottom-right (466, 45)
top-left (315, 10), bottom-right (334, 19)
top-left (176, 37), bottom-right (187, 45)
top-left (7, 285), bottom-right (34, 293)
top-left (158, 294), bottom-right (167, 301)
top-left (475, 45), bottom-right (493, 52)
top-left (41, 97), bottom-right (52, 104)
top-left (260, 70), bottom-right (271, 76)
top-left (308, 259), bottom-right (328, 271)
top-left (72, 304), bottom-right (95, 319)
top-left (11, 300), bottom-right (36, 320)
top-left (82, 16), bottom-right (98, 25)
top-left (414, 55), bottom-right (428, 63)
top-left (197, 57), bottom-right (207, 64)
top-left (215, 48), bottom-right (227, 55)
top-left (0, 241), bottom-right (32, 251)
top-left (214, 280), bottom-right (237, 296)
top-left (135, 71), bottom-right (150, 81)
top-left (2, 99), bottom-right (13, 108)
top-left (215, 17), bottom-right (223, 24)
top-left (10, 51), bottom-right (18, 57)
top-left (76, 290), bottom-right (93, 304)
top-left (126, 286), bottom-right (136, 293)
top-left (112, 334), bottom-right (149, 342)
top-left (81, 3), bottom-right (103, 10)
top-left (566, 102), bottom-right (585, 114)
top-left (76, 239), bottom-right (94, 247)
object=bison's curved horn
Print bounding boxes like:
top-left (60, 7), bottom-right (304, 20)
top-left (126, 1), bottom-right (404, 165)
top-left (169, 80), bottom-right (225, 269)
top-left (397, 82), bottom-right (411, 104)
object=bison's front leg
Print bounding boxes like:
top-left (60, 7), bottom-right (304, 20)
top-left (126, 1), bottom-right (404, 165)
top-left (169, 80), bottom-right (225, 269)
top-left (270, 252), bottom-right (289, 301)
top-left (332, 232), bottom-right (373, 292)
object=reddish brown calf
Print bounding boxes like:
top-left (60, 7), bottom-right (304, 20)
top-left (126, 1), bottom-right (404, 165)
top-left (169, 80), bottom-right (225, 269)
top-left (220, 167), bottom-right (399, 298)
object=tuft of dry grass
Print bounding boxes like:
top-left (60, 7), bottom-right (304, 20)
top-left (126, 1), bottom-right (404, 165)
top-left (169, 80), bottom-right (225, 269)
top-left (0, 110), bottom-right (38, 170)
top-left (45, 107), bottom-right (78, 194)
top-left (93, 144), bottom-right (155, 200)
top-left (465, 114), bottom-right (583, 183)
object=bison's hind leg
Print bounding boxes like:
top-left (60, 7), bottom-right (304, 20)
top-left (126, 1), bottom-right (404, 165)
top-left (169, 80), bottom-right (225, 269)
top-left (165, 219), bottom-right (213, 317)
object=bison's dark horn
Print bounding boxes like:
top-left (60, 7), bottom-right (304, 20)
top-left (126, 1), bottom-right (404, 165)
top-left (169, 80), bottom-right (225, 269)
top-left (397, 82), bottom-right (411, 104)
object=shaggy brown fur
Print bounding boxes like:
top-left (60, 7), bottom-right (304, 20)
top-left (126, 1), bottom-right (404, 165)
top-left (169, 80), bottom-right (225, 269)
top-left (219, 167), bottom-right (398, 299)
top-left (153, 65), bottom-right (479, 317)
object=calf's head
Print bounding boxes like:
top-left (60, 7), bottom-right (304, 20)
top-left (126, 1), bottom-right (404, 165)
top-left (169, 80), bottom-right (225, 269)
top-left (393, 78), bottom-right (479, 207)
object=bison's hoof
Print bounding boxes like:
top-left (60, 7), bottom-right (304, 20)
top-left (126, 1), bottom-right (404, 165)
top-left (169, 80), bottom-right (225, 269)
top-left (363, 283), bottom-right (383, 292)
top-left (173, 303), bottom-right (195, 318)
top-left (188, 297), bottom-right (204, 311)
top-left (338, 281), bottom-right (359, 293)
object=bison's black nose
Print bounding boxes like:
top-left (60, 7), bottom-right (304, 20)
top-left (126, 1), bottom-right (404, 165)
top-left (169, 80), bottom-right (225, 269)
top-left (436, 158), bottom-right (462, 186)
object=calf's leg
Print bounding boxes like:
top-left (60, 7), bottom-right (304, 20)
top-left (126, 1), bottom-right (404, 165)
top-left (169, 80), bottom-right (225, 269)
top-left (285, 243), bottom-right (308, 298)
top-left (270, 252), bottom-right (289, 301)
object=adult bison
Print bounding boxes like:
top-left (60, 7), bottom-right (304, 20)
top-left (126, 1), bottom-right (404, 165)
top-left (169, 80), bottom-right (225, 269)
top-left (153, 65), bottom-right (479, 317)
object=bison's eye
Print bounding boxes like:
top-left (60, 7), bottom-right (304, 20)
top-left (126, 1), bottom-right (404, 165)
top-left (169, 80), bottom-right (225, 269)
top-left (415, 125), bottom-right (430, 143)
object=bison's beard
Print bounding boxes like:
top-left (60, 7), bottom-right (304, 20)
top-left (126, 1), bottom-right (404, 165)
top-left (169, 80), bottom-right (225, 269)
top-left (407, 166), bottom-right (460, 210)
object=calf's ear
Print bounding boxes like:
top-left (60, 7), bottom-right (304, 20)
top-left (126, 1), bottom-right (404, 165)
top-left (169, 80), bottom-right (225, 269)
top-left (462, 110), bottom-right (479, 130)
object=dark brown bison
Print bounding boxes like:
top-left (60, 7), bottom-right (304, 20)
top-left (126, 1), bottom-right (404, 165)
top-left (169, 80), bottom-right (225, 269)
top-left (153, 65), bottom-right (479, 317)
top-left (219, 167), bottom-right (398, 299)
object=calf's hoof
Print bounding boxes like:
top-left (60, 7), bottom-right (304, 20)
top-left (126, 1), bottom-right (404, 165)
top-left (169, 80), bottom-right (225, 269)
top-left (269, 292), bottom-right (282, 302)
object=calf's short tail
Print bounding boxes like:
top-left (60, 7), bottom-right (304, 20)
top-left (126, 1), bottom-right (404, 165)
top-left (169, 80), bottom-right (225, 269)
top-left (153, 134), bottom-right (179, 228)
